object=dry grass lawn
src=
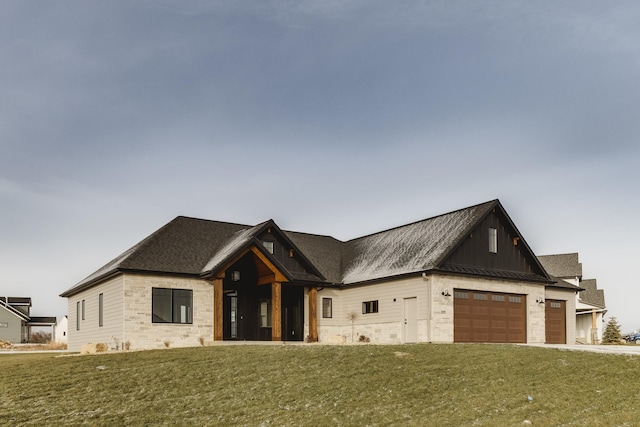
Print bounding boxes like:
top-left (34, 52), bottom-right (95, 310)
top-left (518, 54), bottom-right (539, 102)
top-left (1, 343), bottom-right (640, 426)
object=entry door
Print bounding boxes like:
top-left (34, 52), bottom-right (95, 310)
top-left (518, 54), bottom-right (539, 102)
top-left (403, 297), bottom-right (418, 343)
top-left (545, 300), bottom-right (566, 344)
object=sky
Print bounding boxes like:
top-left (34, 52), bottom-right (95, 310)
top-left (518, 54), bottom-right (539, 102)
top-left (1, 1), bottom-right (639, 332)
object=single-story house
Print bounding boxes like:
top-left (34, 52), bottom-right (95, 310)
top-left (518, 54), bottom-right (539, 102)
top-left (60, 199), bottom-right (580, 351)
top-left (0, 297), bottom-right (57, 343)
top-left (537, 253), bottom-right (606, 344)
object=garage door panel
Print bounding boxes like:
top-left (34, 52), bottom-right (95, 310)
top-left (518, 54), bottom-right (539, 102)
top-left (454, 289), bottom-right (526, 343)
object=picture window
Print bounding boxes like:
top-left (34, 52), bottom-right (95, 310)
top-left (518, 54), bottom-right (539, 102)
top-left (152, 288), bottom-right (193, 324)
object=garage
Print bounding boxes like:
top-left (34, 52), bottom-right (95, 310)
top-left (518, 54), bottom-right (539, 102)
top-left (545, 299), bottom-right (566, 344)
top-left (454, 289), bottom-right (526, 343)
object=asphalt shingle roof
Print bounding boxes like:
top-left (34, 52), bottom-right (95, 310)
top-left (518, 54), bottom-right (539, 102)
top-left (61, 199), bottom-right (552, 297)
top-left (537, 253), bottom-right (583, 279)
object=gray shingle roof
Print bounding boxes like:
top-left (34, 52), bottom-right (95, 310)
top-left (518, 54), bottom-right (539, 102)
top-left (341, 200), bottom-right (495, 284)
top-left (579, 279), bottom-right (605, 308)
top-left (61, 199), bottom-right (552, 297)
top-left (537, 253), bottom-right (583, 279)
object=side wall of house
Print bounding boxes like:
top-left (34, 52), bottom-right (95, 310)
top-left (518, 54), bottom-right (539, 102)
top-left (67, 275), bottom-right (125, 352)
top-left (0, 308), bottom-right (22, 343)
top-left (123, 274), bottom-right (213, 350)
top-left (308, 276), bottom-right (430, 344)
top-left (545, 287), bottom-right (577, 344)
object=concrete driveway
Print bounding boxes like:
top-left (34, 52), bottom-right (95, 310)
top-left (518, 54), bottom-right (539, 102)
top-left (527, 343), bottom-right (640, 356)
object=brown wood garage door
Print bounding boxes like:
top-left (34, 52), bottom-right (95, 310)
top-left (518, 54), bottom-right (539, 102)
top-left (454, 289), bottom-right (526, 343)
top-left (545, 300), bottom-right (566, 344)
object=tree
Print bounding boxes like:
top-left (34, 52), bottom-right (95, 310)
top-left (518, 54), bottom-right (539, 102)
top-left (602, 317), bottom-right (622, 344)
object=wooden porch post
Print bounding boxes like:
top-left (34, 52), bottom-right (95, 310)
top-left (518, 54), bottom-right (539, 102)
top-left (213, 278), bottom-right (223, 341)
top-left (309, 287), bottom-right (318, 342)
top-left (272, 282), bottom-right (282, 341)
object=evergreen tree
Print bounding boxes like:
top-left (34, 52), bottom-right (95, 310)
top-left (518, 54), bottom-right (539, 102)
top-left (602, 317), bottom-right (622, 344)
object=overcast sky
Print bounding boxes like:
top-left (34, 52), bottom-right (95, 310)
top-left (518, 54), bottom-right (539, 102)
top-left (1, 1), bottom-right (639, 332)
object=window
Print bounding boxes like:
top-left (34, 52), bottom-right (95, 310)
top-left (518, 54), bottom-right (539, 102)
top-left (362, 300), bottom-right (379, 314)
top-left (454, 291), bottom-right (469, 299)
top-left (82, 300), bottom-right (85, 320)
top-left (152, 288), bottom-right (193, 324)
top-left (489, 228), bottom-right (498, 253)
top-left (98, 293), bottom-right (104, 327)
top-left (509, 296), bottom-right (522, 303)
top-left (262, 240), bottom-right (274, 254)
top-left (76, 301), bottom-right (80, 331)
top-left (322, 298), bottom-right (332, 318)
top-left (473, 293), bottom-right (488, 301)
top-left (550, 301), bottom-right (562, 309)
top-left (260, 299), bottom-right (272, 327)
top-left (492, 294), bottom-right (505, 302)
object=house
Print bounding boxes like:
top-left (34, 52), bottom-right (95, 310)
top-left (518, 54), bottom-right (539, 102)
top-left (54, 315), bottom-right (68, 344)
top-left (60, 199), bottom-right (580, 351)
top-left (537, 253), bottom-right (606, 344)
top-left (0, 297), bottom-right (57, 343)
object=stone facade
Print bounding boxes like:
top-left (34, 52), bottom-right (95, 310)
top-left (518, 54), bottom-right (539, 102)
top-left (123, 274), bottom-right (214, 350)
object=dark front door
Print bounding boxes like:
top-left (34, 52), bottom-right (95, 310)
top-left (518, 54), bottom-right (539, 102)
top-left (282, 286), bottom-right (303, 341)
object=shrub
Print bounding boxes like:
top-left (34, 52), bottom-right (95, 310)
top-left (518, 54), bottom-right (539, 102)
top-left (602, 317), bottom-right (623, 344)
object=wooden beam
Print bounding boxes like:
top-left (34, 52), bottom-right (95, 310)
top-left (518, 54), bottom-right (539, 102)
top-left (272, 282), bottom-right (281, 341)
top-left (309, 287), bottom-right (318, 342)
top-left (250, 247), bottom-right (287, 282)
top-left (213, 278), bottom-right (223, 341)
top-left (257, 274), bottom-right (276, 286)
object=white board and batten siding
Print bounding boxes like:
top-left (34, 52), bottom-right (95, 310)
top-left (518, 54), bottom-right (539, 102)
top-left (312, 276), bottom-right (430, 344)
top-left (67, 275), bottom-right (124, 352)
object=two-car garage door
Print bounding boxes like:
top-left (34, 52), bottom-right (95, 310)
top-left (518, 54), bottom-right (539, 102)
top-left (454, 289), bottom-right (526, 343)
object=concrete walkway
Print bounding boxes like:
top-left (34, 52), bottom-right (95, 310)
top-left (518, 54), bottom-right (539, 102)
top-left (526, 343), bottom-right (640, 356)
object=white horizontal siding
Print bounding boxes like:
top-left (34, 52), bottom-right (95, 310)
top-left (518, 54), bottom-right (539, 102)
top-left (313, 276), bottom-right (430, 344)
top-left (67, 275), bottom-right (124, 352)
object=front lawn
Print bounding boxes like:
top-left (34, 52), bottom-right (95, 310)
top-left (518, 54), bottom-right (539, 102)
top-left (1, 344), bottom-right (639, 426)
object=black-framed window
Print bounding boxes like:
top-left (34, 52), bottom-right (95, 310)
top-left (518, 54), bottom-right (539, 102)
top-left (82, 300), bottom-right (85, 320)
top-left (362, 300), bottom-right (379, 314)
top-left (489, 227), bottom-right (498, 253)
top-left (152, 288), bottom-right (193, 324)
top-left (98, 293), bottom-right (104, 327)
top-left (76, 301), bottom-right (80, 330)
top-left (322, 298), bottom-right (332, 318)
top-left (262, 240), bottom-right (274, 254)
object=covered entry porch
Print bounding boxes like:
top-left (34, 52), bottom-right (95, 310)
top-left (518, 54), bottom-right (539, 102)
top-left (210, 246), bottom-right (318, 342)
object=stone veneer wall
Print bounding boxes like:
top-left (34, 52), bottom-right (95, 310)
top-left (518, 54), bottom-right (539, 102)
top-left (123, 274), bottom-right (214, 350)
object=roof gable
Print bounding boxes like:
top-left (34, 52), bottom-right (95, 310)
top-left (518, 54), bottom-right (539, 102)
top-left (200, 220), bottom-right (326, 283)
top-left (439, 201), bottom-right (551, 282)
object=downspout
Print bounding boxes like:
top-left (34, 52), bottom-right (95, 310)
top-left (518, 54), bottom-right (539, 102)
top-left (422, 272), bottom-right (431, 343)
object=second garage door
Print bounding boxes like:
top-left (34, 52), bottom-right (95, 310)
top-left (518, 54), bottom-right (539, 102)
top-left (454, 289), bottom-right (527, 343)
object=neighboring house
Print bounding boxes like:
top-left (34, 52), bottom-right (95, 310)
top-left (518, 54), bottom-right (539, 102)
top-left (538, 253), bottom-right (606, 344)
top-left (54, 315), bottom-right (68, 344)
top-left (0, 297), bottom-right (57, 343)
top-left (60, 199), bottom-right (580, 351)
